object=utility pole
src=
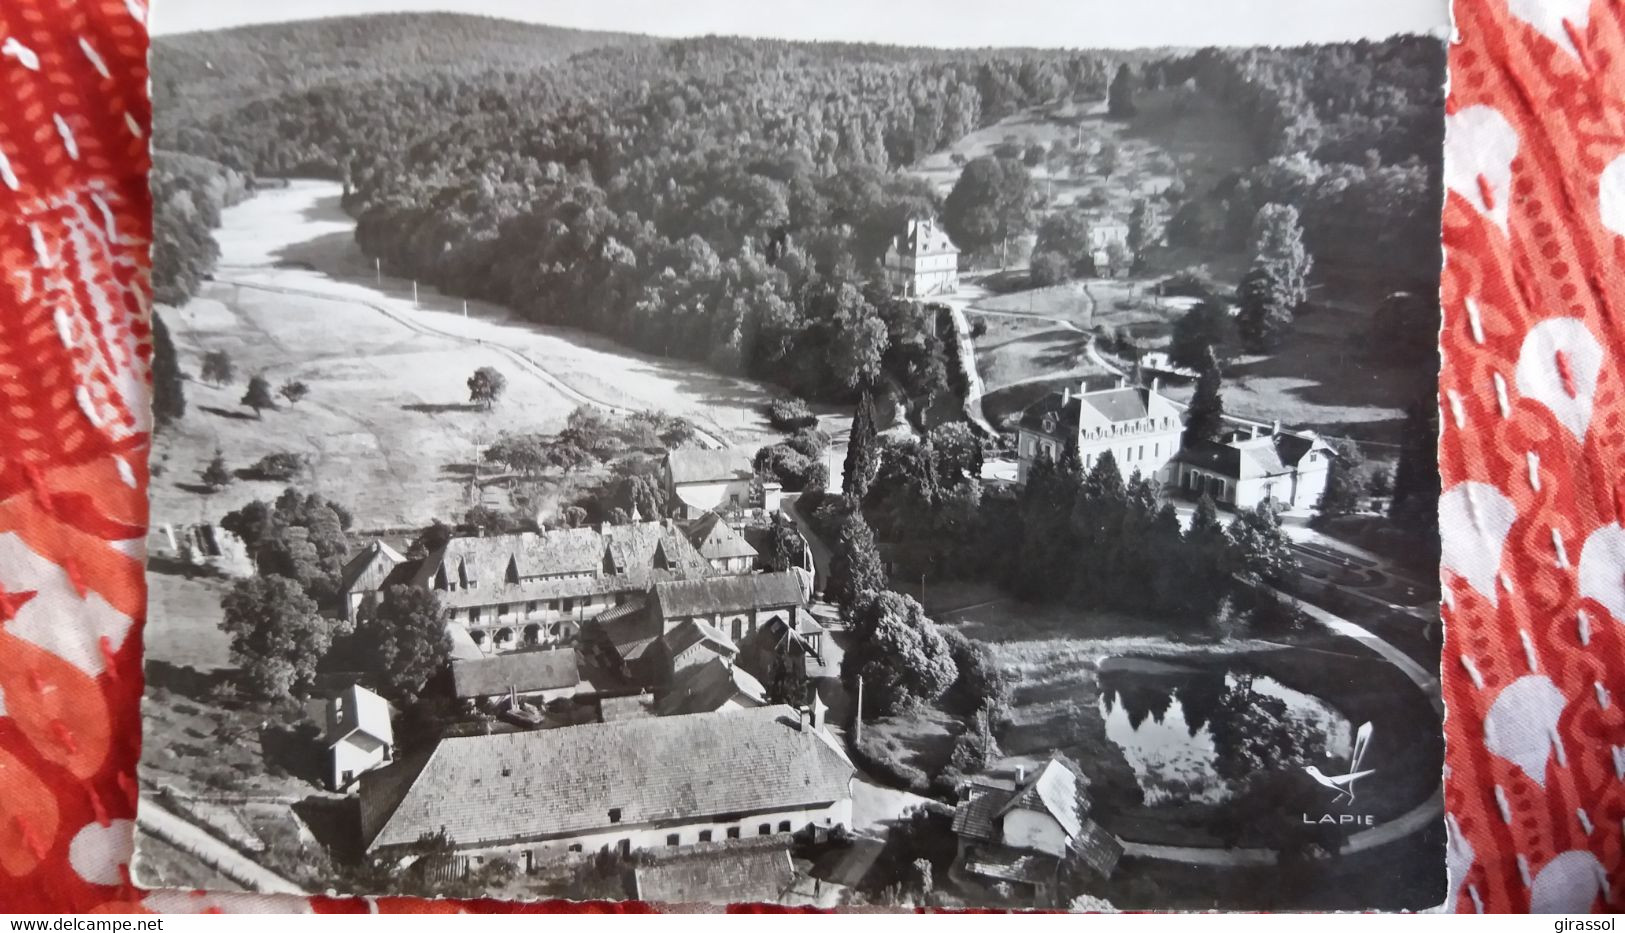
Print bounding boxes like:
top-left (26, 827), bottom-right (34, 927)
top-left (412, 280), bottom-right (419, 308)
top-left (463, 299), bottom-right (469, 319)
top-left (854, 676), bottom-right (864, 743)
top-left (374, 256), bottom-right (380, 286)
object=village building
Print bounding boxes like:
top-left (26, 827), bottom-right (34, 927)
top-left (1173, 423), bottom-right (1332, 511)
top-left (684, 511), bottom-right (759, 574)
top-left (629, 838), bottom-right (798, 905)
top-left (359, 704), bottom-right (854, 867)
top-left (583, 570), bottom-right (810, 688)
top-left (654, 658), bottom-right (768, 717)
top-left (652, 570), bottom-right (810, 645)
top-left (950, 758), bottom-right (1122, 906)
top-left (335, 540), bottom-right (411, 622)
top-left (325, 684), bottom-right (394, 791)
top-left (338, 521), bottom-right (720, 655)
top-left (1015, 378), bottom-right (1184, 485)
top-left (664, 448), bottom-right (780, 520)
top-left (739, 610), bottom-right (833, 684)
top-left (451, 648), bottom-right (582, 705)
top-left (882, 218), bottom-right (960, 297)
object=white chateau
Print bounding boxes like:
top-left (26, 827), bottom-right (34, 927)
top-left (1015, 378), bottom-right (1333, 512)
top-left (883, 218), bottom-right (960, 297)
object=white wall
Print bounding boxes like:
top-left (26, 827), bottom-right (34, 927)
top-left (429, 796), bottom-right (854, 865)
top-left (331, 734), bottom-right (390, 791)
top-left (675, 479), bottom-right (754, 517)
top-left (1001, 810), bottom-right (1069, 859)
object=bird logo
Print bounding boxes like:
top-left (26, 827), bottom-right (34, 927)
top-left (1303, 721), bottom-right (1374, 806)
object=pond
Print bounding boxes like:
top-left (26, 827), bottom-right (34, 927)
top-left (1097, 656), bottom-right (1353, 806)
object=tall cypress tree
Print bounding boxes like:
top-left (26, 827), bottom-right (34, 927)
top-left (828, 509), bottom-right (886, 614)
top-left (1389, 397), bottom-right (1440, 533)
top-left (843, 390), bottom-right (879, 502)
top-left (151, 312), bottom-right (186, 429)
top-left (1183, 348), bottom-right (1225, 447)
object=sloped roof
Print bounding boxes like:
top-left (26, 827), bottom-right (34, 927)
top-left (667, 448), bottom-right (756, 486)
top-left (632, 840), bottom-right (796, 905)
top-left (1019, 385), bottom-right (1182, 437)
top-left (664, 619), bottom-right (737, 659)
top-left (960, 842), bottom-right (1060, 885)
top-left (326, 683), bottom-right (392, 748)
top-left (653, 571), bottom-right (806, 619)
top-left (655, 659), bottom-right (767, 716)
top-left (1178, 429), bottom-right (1323, 480)
top-left (951, 782), bottom-right (1010, 843)
top-left (892, 219), bottom-right (958, 257)
top-left (336, 541), bottom-right (406, 596)
top-left (425, 522), bottom-right (712, 597)
top-left (360, 706), bottom-right (854, 851)
top-left (685, 512), bottom-right (760, 562)
top-left (1072, 820), bottom-right (1125, 878)
top-left (452, 649), bottom-right (580, 699)
top-left (999, 759), bottom-right (1086, 839)
top-left (593, 612), bottom-right (663, 662)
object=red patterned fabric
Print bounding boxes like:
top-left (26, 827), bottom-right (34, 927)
top-left (0, 0), bottom-right (1619, 914)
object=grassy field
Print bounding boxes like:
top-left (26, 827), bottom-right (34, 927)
top-left (154, 180), bottom-right (785, 534)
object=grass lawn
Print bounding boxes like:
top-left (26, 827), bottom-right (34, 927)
top-left (145, 567), bottom-right (236, 673)
top-left (139, 674), bottom-right (332, 800)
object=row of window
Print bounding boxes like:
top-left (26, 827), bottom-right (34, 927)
top-left (1025, 439), bottom-right (1164, 465)
top-left (461, 593), bottom-right (630, 624)
top-left (562, 821), bottom-right (800, 856)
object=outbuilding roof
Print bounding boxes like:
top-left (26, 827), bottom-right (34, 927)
top-left (360, 706), bottom-right (854, 851)
top-left (451, 649), bottom-right (580, 700)
top-left (631, 839), bottom-right (796, 905)
top-left (666, 448), bottom-right (757, 486)
top-left (653, 571), bottom-right (806, 620)
top-left (685, 512), bottom-right (760, 562)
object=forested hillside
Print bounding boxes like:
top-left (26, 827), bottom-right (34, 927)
top-left (152, 13), bottom-right (652, 126)
top-left (156, 21), bottom-right (1443, 403)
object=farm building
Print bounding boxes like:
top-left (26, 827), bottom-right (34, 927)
top-left (630, 838), bottom-right (799, 905)
top-left (882, 218), bottom-right (960, 297)
top-left (325, 684), bottom-right (394, 791)
top-left (451, 648), bottom-right (582, 704)
top-left (664, 448), bottom-right (781, 519)
top-left (359, 704), bottom-right (854, 866)
top-left (684, 511), bottom-right (759, 574)
top-left (950, 758), bottom-right (1122, 907)
top-left (654, 658), bottom-right (768, 717)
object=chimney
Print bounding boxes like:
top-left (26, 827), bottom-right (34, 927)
top-left (1016, 765), bottom-right (1026, 784)
top-left (1063, 386), bottom-right (1072, 403)
top-left (1272, 419), bottom-right (1281, 435)
top-left (1151, 377), bottom-right (1160, 393)
top-left (1250, 424), bottom-right (1259, 439)
top-left (809, 684), bottom-right (827, 731)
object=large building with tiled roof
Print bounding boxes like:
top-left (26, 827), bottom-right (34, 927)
top-left (1173, 423), bottom-right (1332, 511)
top-left (684, 511), bottom-right (759, 574)
top-left (882, 218), bottom-right (959, 297)
top-left (1015, 377), bottom-right (1184, 485)
top-left (337, 520), bottom-right (720, 655)
top-left (950, 757), bottom-right (1122, 906)
top-left (359, 704), bottom-right (854, 865)
top-left (451, 648), bottom-right (581, 704)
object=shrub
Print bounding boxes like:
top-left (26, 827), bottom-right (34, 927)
top-left (851, 734), bottom-right (932, 795)
top-left (766, 397), bottom-right (818, 431)
top-left (244, 451), bottom-right (310, 482)
top-left (1159, 265), bottom-right (1219, 298)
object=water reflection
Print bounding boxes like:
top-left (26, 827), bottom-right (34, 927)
top-left (1098, 657), bottom-right (1352, 805)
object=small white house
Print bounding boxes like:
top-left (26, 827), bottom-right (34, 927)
top-left (326, 684), bottom-right (394, 792)
top-left (664, 448), bottom-right (778, 519)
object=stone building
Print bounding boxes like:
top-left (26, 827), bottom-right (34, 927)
top-left (882, 218), bottom-right (960, 297)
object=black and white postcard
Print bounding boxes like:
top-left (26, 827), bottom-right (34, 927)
top-left (137, 0), bottom-right (1450, 910)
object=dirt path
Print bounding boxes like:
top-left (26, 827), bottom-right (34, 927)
top-left (137, 801), bottom-right (305, 895)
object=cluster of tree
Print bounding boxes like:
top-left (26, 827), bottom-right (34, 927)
top-left (150, 151), bottom-right (248, 306)
top-left (755, 426), bottom-right (832, 493)
top-left (218, 487), bottom-right (454, 706)
top-left (861, 423), bottom-right (985, 578)
top-left (1235, 203), bottom-right (1312, 350)
top-left (1007, 446), bottom-right (1297, 629)
top-left (161, 34), bottom-right (1119, 402)
top-left (844, 590), bottom-right (1004, 718)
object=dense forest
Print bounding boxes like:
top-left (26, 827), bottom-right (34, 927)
top-left (154, 17), bottom-right (1443, 402)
